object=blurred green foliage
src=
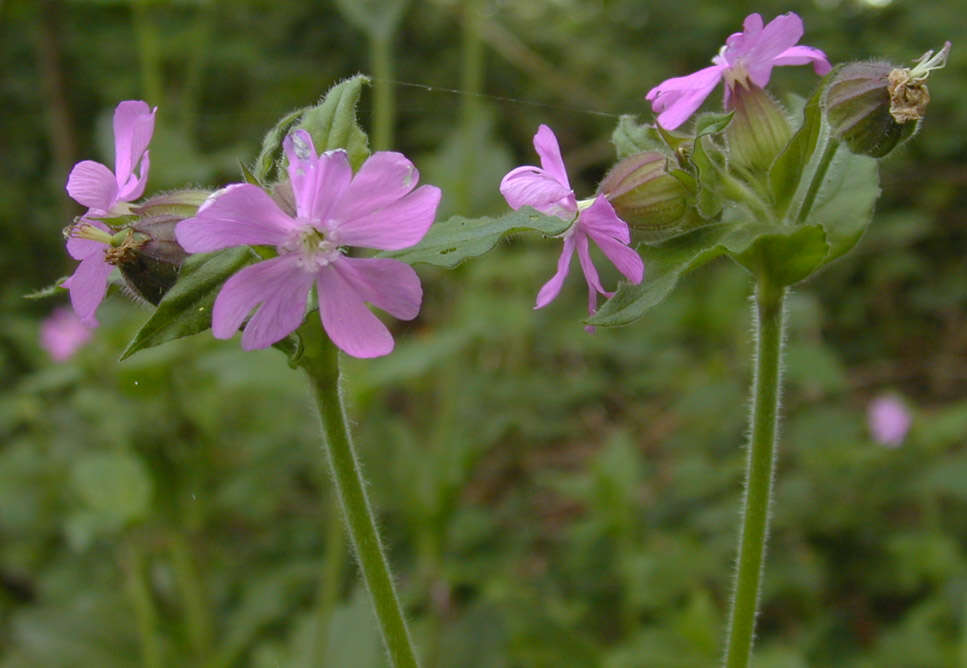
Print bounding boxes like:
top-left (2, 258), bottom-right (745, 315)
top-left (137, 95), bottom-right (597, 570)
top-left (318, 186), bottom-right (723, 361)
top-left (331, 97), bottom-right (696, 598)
top-left (1, 0), bottom-right (965, 665)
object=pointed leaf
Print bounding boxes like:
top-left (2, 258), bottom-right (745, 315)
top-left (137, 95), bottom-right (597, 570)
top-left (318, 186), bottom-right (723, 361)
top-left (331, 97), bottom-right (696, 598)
top-left (728, 224), bottom-right (829, 286)
top-left (298, 74), bottom-right (371, 170)
top-left (694, 111), bottom-right (734, 137)
top-left (254, 106), bottom-right (308, 184)
top-left (120, 247), bottom-right (255, 359)
top-left (612, 115), bottom-right (666, 159)
top-left (382, 207), bottom-right (570, 268)
top-left (588, 224), bottom-right (734, 327)
top-left (770, 76), bottom-right (826, 218)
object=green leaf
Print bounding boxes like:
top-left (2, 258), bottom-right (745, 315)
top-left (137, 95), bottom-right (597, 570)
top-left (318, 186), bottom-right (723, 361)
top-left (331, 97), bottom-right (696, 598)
top-left (588, 224), bottom-right (734, 327)
top-left (803, 147), bottom-right (879, 263)
top-left (298, 74), bottom-right (371, 170)
top-left (770, 78), bottom-right (825, 218)
top-left (612, 115), bottom-right (666, 159)
top-left (24, 278), bottom-right (68, 300)
top-left (253, 106), bottom-right (308, 184)
top-left (120, 247), bottom-right (255, 360)
top-left (728, 224), bottom-right (829, 286)
top-left (382, 207), bottom-right (570, 268)
top-left (694, 111), bottom-right (734, 137)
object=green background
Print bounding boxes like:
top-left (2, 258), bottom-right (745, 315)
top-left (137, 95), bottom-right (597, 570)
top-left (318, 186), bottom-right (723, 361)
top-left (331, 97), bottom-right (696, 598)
top-left (1, 0), bottom-right (965, 665)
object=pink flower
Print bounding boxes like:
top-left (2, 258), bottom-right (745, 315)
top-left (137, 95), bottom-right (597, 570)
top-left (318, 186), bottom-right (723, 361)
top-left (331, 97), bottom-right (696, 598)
top-left (500, 125), bottom-right (644, 328)
top-left (175, 130), bottom-right (441, 358)
top-left (868, 395), bottom-right (911, 448)
top-left (40, 306), bottom-right (94, 361)
top-left (63, 100), bottom-right (157, 325)
top-left (646, 13), bottom-right (831, 130)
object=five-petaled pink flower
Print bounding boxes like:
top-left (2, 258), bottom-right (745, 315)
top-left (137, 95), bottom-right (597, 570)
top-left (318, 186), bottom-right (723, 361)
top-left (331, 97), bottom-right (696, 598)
top-left (175, 129), bottom-right (441, 358)
top-left (868, 395), bottom-right (911, 448)
top-left (500, 125), bottom-right (644, 327)
top-left (646, 12), bottom-right (831, 130)
top-left (40, 306), bottom-right (94, 362)
top-left (64, 100), bottom-right (157, 325)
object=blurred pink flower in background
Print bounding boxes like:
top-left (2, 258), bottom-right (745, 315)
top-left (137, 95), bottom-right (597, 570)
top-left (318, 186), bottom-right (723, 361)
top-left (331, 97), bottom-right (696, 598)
top-left (868, 395), bottom-right (912, 447)
top-left (40, 306), bottom-right (94, 361)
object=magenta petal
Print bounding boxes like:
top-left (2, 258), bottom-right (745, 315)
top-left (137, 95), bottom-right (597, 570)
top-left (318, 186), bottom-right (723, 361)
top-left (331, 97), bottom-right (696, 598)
top-left (574, 232), bottom-right (607, 298)
top-left (211, 255), bottom-right (313, 350)
top-left (333, 151), bottom-right (423, 222)
top-left (66, 160), bottom-right (118, 211)
top-left (334, 184), bottom-right (441, 251)
top-left (535, 234), bottom-right (576, 309)
top-left (533, 125), bottom-right (571, 188)
top-left (590, 232), bottom-right (644, 285)
top-left (500, 166), bottom-right (576, 218)
top-left (580, 196), bottom-right (631, 244)
top-left (66, 219), bottom-right (110, 261)
top-left (284, 131), bottom-right (352, 221)
top-left (117, 149), bottom-right (151, 203)
top-left (332, 256), bottom-right (422, 320)
top-left (64, 253), bottom-right (114, 324)
top-left (176, 184), bottom-right (298, 252)
top-left (316, 267), bottom-right (395, 358)
top-left (112, 101), bottom-right (156, 185)
top-left (773, 45), bottom-right (832, 75)
top-left (646, 65), bottom-right (725, 130)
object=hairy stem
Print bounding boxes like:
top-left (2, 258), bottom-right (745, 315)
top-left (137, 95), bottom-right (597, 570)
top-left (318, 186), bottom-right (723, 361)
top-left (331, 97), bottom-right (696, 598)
top-left (300, 331), bottom-right (420, 668)
top-left (723, 279), bottom-right (786, 668)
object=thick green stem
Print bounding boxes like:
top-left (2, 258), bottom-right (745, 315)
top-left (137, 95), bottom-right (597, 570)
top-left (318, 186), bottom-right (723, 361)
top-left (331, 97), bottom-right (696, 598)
top-left (723, 279), bottom-right (786, 668)
top-left (300, 332), bottom-right (420, 668)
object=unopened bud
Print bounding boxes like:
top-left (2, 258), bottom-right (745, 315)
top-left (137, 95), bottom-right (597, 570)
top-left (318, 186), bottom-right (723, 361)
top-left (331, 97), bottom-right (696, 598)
top-left (827, 42), bottom-right (950, 158)
top-left (726, 84), bottom-right (792, 172)
top-left (599, 151), bottom-right (692, 238)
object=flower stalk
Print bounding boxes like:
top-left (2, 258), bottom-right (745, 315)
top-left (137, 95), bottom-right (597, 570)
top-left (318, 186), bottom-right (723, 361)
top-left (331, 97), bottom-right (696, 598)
top-left (299, 324), bottom-right (420, 668)
top-left (724, 278), bottom-right (786, 668)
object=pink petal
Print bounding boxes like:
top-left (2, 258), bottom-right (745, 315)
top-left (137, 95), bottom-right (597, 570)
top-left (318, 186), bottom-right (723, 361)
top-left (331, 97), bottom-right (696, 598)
top-left (63, 252), bottom-right (114, 325)
top-left (533, 125), bottom-right (571, 188)
top-left (66, 219), bottom-right (110, 261)
top-left (211, 255), bottom-right (313, 350)
top-left (66, 160), bottom-right (118, 211)
top-left (742, 13), bottom-right (805, 87)
top-left (316, 267), bottom-right (395, 358)
top-left (176, 184), bottom-right (298, 252)
top-left (535, 234), bottom-right (576, 309)
top-left (500, 166), bottom-right (576, 218)
top-left (40, 307), bottom-right (94, 361)
top-left (332, 151), bottom-right (423, 222)
top-left (112, 101), bottom-right (156, 186)
top-left (284, 131), bottom-right (352, 221)
top-left (333, 184), bottom-right (441, 251)
top-left (579, 196), bottom-right (631, 244)
top-left (117, 149), bottom-right (151, 203)
top-left (589, 232), bottom-right (645, 285)
top-left (331, 256), bottom-right (422, 320)
top-left (646, 65), bottom-right (725, 130)
top-left (773, 45), bottom-right (832, 75)
top-left (574, 232), bottom-right (608, 299)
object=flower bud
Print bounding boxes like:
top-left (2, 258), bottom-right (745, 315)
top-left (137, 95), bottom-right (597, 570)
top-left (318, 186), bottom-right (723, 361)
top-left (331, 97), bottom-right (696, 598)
top-left (598, 151), bottom-right (693, 239)
top-left (726, 84), bottom-right (792, 172)
top-left (826, 42), bottom-right (950, 158)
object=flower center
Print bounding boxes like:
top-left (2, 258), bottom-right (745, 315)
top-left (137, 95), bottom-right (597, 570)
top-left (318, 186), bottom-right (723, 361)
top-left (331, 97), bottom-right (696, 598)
top-left (280, 222), bottom-right (342, 271)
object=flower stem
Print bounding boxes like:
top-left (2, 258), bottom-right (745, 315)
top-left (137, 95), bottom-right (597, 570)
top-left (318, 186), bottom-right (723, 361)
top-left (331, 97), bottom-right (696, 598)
top-left (794, 139), bottom-right (840, 226)
top-left (723, 278), bottom-right (786, 668)
top-left (299, 329), bottom-right (420, 668)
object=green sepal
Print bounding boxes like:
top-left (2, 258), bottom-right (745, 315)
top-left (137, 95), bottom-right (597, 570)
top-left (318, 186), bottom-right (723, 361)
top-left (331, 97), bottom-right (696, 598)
top-left (24, 278), bottom-right (68, 300)
top-left (381, 207), bottom-right (570, 268)
top-left (120, 247), bottom-right (256, 360)
top-left (297, 74), bottom-right (372, 170)
top-left (272, 333), bottom-right (304, 368)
